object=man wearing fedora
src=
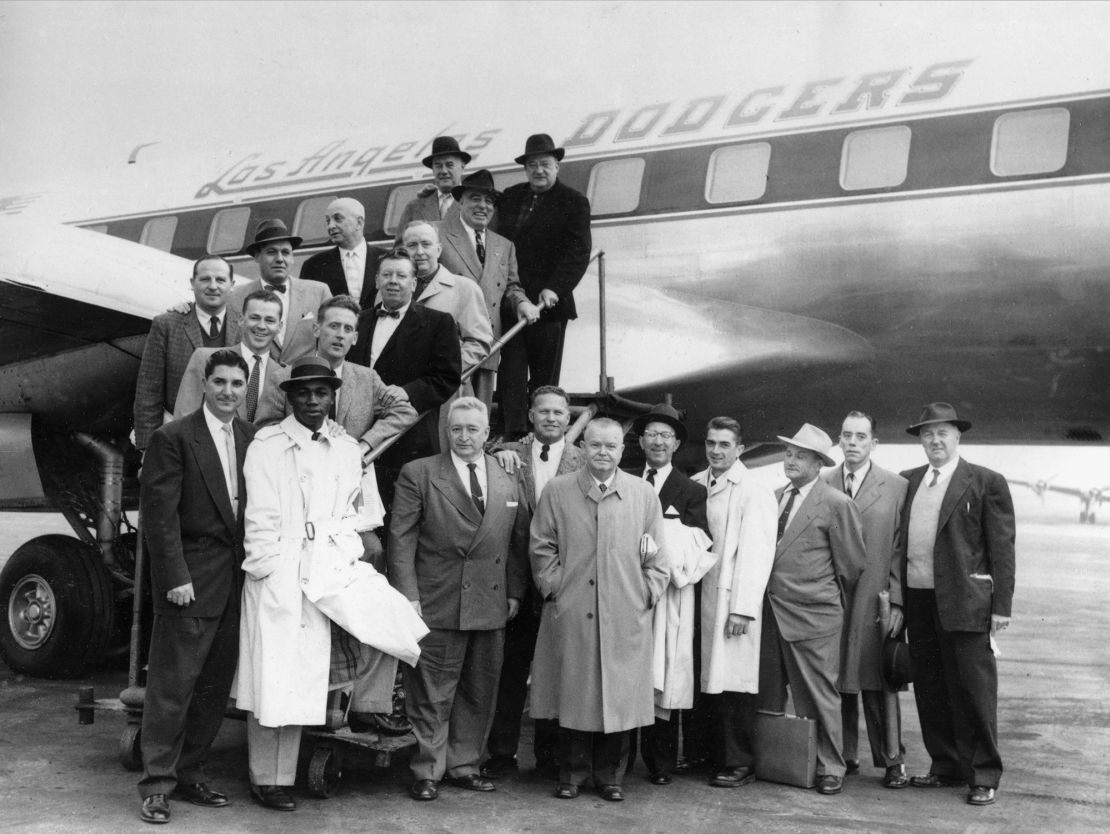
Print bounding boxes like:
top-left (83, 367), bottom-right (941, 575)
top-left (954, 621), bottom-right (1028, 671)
top-left (494, 133), bottom-right (592, 440)
top-left (228, 219), bottom-right (331, 364)
top-left (393, 135), bottom-right (470, 243)
top-left (299, 198), bottom-right (382, 309)
top-left (436, 169), bottom-right (538, 411)
top-left (894, 403), bottom-right (1015, 807)
top-left (759, 424), bottom-right (866, 796)
top-left (822, 411), bottom-right (910, 789)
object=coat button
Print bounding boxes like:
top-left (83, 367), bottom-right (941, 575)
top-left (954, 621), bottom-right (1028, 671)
top-left (493, 584), bottom-right (499, 590)
top-left (587, 612), bottom-right (593, 619)
top-left (589, 579), bottom-right (595, 586)
top-left (495, 558), bottom-right (501, 564)
top-left (463, 582), bottom-right (471, 590)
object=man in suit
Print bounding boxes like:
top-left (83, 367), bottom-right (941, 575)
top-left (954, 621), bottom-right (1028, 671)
top-left (133, 255), bottom-right (240, 451)
top-left (347, 249), bottom-right (461, 511)
top-left (227, 219), bottom-right (331, 363)
top-left (494, 134), bottom-right (592, 439)
top-left (690, 417), bottom-right (777, 790)
top-left (822, 411), bottom-right (910, 788)
top-left (388, 397), bottom-right (530, 801)
top-left (173, 290), bottom-right (288, 427)
top-left (435, 169), bottom-right (538, 410)
top-left (894, 402), bottom-right (1015, 807)
top-left (137, 349), bottom-right (255, 823)
top-left (630, 404), bottom-right (710, 785)
top-left (759, 423), bottom-right (866, 796)
top-left (393, 136), bottom-right (470, 243)
top-left (480, 385), bottom-right (585, 780)
top-left (299, 198), bottom-right (379, 308)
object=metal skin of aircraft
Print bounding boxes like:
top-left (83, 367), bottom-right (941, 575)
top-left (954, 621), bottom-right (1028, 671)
top-left (1, 54), bottom-right (1109, 677)
top-left (1009, 477), bottom-right (1110, 524)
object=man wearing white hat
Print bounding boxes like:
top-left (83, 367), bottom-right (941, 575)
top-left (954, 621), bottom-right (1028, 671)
top-left (759, 423), bottom-right (866, 796)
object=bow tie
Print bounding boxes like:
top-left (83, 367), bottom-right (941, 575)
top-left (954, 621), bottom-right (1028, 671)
top-left (376, 307), bottom-right (400, 319)
top-left (264, 283), bottom-right (287, 294)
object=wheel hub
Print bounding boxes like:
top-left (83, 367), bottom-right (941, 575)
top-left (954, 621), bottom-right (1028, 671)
top-left (8, 574), bottom-right (56, 650)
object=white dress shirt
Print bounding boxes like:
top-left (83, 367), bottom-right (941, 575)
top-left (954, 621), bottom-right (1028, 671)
top-left (369, 302), bottom-right (409, 368)
top-left (202, 402), bottom-right (237, 514)
top-left (341, 240), bottom-right (367, 302)
top-left (459, 216), bottom-right (484, 260)
top-left (843, 459), bottom-right (872, 498)
top-left (532, 437), bottom-right (565, 500)
top-left (451, 451), bottom-right (487, 503)
top-left (642, 462), bottom-right (672, 497)
top-left (438, 191), bottom-right (455, 219)
top-left (780, 476), bottom-right (817, 530)
top-left (196, 308), bottom-right (224, 338)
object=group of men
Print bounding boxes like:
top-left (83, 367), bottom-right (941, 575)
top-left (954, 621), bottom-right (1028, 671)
top-left (130, 129), bottom-right (1015, 823)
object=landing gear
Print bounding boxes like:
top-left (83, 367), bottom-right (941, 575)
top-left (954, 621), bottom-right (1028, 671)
top-left (0, 535), bottom-right (116, 678)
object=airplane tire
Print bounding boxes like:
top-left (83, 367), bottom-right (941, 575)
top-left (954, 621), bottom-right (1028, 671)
top-left (0, 535), bottom-right (116, 678)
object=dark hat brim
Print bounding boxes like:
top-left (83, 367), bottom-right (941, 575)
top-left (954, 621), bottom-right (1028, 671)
top-left (450, 183), bottom-right (501, 202)
top-left (246, 234), bottom-right (303, 256)
top-left (279, 374), bottom-right (342, 393)
top-left (422, 149), bottom-right (472, 168)
top-left (633, 412), bottom-right (688, 443)
top-left (905, 417), bottom-right (972, 436)
top-left (882, 638), bottom-right (914, 689)
top-left (515, 147), bottom-right (565, 165)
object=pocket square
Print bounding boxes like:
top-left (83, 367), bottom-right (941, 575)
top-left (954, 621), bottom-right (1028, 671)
top-left (507, 501), bottom-right (519, 507)
top-left (663, 504), bottom-right (681, 519)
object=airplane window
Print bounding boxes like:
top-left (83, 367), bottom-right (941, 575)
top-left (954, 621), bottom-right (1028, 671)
top-left (383, 184), bottom-right (427, 236)
top-left (293, 195), bottom-right (338, 246)
top-left (991, 108), bottom-right (1070, 177)
top-left (493, 169), bottom-right (528, 192)
top-left (588, 157), bottom-right (645, 215)
top-left (207, 207), bottom-right (251, 255)
top-left (706, 143), bottom-right (771, 203)
top-left (840, 125), bottom-right (912, 191)
top-left (139, 216), bottom-right (178, 252)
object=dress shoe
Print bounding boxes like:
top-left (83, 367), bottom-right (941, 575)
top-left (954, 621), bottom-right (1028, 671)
top-left (480, 756), bottom-right (520, 779)
top-left (139, 794), bottom-right (170, 824)
top-left (817, 775), bottom-right (844, 795)
top-left (445, 773), bottom-right (496, 792)
top-left (845, 759), bottom-right (861, 775)
top-left (410, 779), bottom-right (439, 801)
top-left (910, 772), bottom-right (963, 788)
top-left (883, 765), bottom-right (909, 789)
top-left (598, 784), bottom-right (624, 802)
top-left (250, 785), bottom-right (296, 811)
top-left (648, 772), bottom-right (672, 785)
top-left (554, 783), bottom-right (579, 799)
top-left (710, 766), bottom-right (755, 788)
top-left (348, 711), bottom-right (413, 736)
top-left (173, 782), bottom-right (229, 807)
top-left (968, 785), bottom-right (997, 806)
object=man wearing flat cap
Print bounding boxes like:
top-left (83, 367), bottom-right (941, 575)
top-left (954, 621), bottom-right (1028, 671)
top-left (894, 403), bottom-right (1015, 807)
top-left (393, 136), bottom-right (470, 243)
top-left (228, 219), bottom-right (332, 363)
top-left (759, 424), bottom-right (866, 796)
top-left (436, 169), bottom-right (538, 410)
top-left (494, 133), bottom-right (592, 440)
top-left (234, 356), bottom-right (428, 812)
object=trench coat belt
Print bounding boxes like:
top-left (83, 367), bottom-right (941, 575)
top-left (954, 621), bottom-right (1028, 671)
top-left (279, 518), bottom-right (351, 543)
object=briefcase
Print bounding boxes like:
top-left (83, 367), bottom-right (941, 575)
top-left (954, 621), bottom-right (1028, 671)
top-left (753, 711), bottom-right (817, 788)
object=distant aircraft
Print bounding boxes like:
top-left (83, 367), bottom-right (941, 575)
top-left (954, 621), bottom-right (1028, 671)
top-left (3, 50), bottom-right (1110, 677)
top-left (1009, 477), bottom-right (1110, 524)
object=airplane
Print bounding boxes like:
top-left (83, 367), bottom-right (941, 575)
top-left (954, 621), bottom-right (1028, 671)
top-left (1009, 477), bottom-right (1110, 524)
top-left (2, 49), bottom-right (1110, 678)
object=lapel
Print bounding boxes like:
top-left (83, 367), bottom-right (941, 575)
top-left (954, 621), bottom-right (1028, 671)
top-left (514, 185), bottom-right (546, 235)
top-left (937, 459), bottom-right (972, 530)
top-left (189, 410), bottom-right (236, 533)
top-left (183, 311), bottom-right (204, 350)
top-left (777, 479), bottom-right (823, 555)
top-left (853, 464), bottom-right (884, 515)
top-left (417, 269), bottom-right (448, 303)
top-left (232, 418), bottom-right (251, 525)
top-left (657, 469), bottom-right (681, 513)
top-left (378, 305), bottom-right (420, 365)
top-left (445, 216), bottom-right (482, 279)
top-left (336, 362), bottom-right (360, 426)
top-left (432, 453), bottom-right (484, 527)
top-left (517, 438), bottom-right (538, 511)
top-left (476, 457), bottom-right (510, 538)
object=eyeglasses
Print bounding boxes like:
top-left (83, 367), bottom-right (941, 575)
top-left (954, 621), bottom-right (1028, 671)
top-left (642, 430), bottom-right (675, 440)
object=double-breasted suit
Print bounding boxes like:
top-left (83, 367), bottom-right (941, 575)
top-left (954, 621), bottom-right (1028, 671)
top-left (137, 407), bottom-right (254, 799)
top-left (388, 452), bottom-right (530, 781)
top-left (172, 344), bottom-right (288, 427)
top-left (228, 277), bottom-right (331, 364)
top-left (298, 244), bottom-right (385, 308)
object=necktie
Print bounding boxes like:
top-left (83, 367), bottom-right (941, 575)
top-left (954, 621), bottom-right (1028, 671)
top-left (265, 283), bottom-right (286, 294)
top-left (845, 471), bottom-right (855, 498)
top-left (710, 478), bottom-right (717, 488)
top-left (468, 463), bottom-right (485, 514)
top-left (777, 487), bottom-right (798, 541)
top-left (646, 468), bottom-right (658, 485)
top-left (439, 193), bottom-right (451, 218)
top-left (598, 482), bottom-right (607, 493)
top-left (540, 444), bottom-right (550, 462)
top-left (517, 192), bottom-right (538, 228)
top-left (376, 306), bottom-right (400, 319)
top-left (208, 315), bottom-right (221, 340)
top-left (311, 431), bottom-right (321, 441)
top-left (474, 229), bottom-right (486, 266)
top-left (929, 468), bottom-right (940, 487)
top-left (245, 354), bottom-right (261, 422)
top-left (221, 423), bottom-right (237, 512)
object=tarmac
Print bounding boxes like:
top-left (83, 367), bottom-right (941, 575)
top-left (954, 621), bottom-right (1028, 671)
top-left (1, 489), bottom-right (1108, 833)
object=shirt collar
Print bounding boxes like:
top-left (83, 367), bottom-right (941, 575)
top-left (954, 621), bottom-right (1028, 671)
top-left (202, 401), bottom-right (234, 434)
top-left (451, 451), bottom-right (485, 471)
top-left (238, 342), bottom-right (267, 365)
top-left (378, 300), bottom-right (411, 318)
top-left (195, 307), bottom-right (221, 330)
top-left (284, 414), bottom-right (329, 446)
top-left (534, 436), bottom-right (565, 457)
top-left (342, 239), bottom-right (367, 259)
top-left (845, 459), bottom-right (872, 483)
top-left (931, 455), bottom-right (960, 480)
top-left (644, 462), bottom-right (672, 482)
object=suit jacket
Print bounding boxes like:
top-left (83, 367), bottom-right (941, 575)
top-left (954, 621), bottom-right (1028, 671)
top-left (493, 179), bottom-right (592, 322)
top-left (172, 344), bottom-right (288, 427)
top-left (655, 467), bottom-right (711, 535)
top-left (823, 463), bottom-right (908, 692)
top-left (334, 360), bottom-right (418, 449)
top-left (394, 190), bottom-right (461, 244)
top-left (894, 458), bottom-right (1016, 632)
top-left (298, 244), bottom-right (386, 309)
top-left (501, 437), bottom-right (586, 515)
top-left (228, 277), bottom-right (331, 363)
top-left (435, 213), bottom-right (527, 369)
top-left (388, 452), bottom-right (530, 631)
top-left (133, 309), bottom-right (241, 450)
top-left (348, 303), bottom-right (461, 467)
top-left (769, 478), bottom-right (866, 650)
top-left (140, 408), bottom-right (255, 617)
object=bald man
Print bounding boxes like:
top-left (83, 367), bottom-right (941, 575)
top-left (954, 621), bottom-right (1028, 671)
top-left (300, 197), bottom-right (383, 309)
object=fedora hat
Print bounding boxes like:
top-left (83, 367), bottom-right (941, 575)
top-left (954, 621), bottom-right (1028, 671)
top-left (450, 169), bottom-right (501, 203)
top-left (776, 423), bottom-right (836, 467)
top-left (514, 133), bottom-right (566, 165)
top-left (421, 135), bottom-right (472, 168)
top-left (882, 637), bottom-right (914, 690)
top-left (905, 402), bottom-right (972, 436)
top-left (279, 356), bottom-right (342, 392)
top-left (246, 218), bottom-right (302, 256)
top-left (632, 403), bottom-right (688, 443)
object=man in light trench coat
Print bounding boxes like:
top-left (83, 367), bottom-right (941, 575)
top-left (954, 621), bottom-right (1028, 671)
top-left (529, 417), bottom-right (670, 803)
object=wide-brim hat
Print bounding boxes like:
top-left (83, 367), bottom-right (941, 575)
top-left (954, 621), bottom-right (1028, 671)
top-left (882, 637), bottom-right (914, 690)
top-left (632, 403), bottom-right (688, 443)
top-left (776, 423), bottom-right (836, 467)
top-left (279, 356), bottom-right (342, 392)
top-left (246, 218), bottom-right (302, 256)
top-left (450, 169), bottom-right (501, 203)
top-left (422, 135), bottom-right (472, 168)
top-left (514, 133), bottom-right (565, 165)
top-left (905, 402), bottom-right (972, 436)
